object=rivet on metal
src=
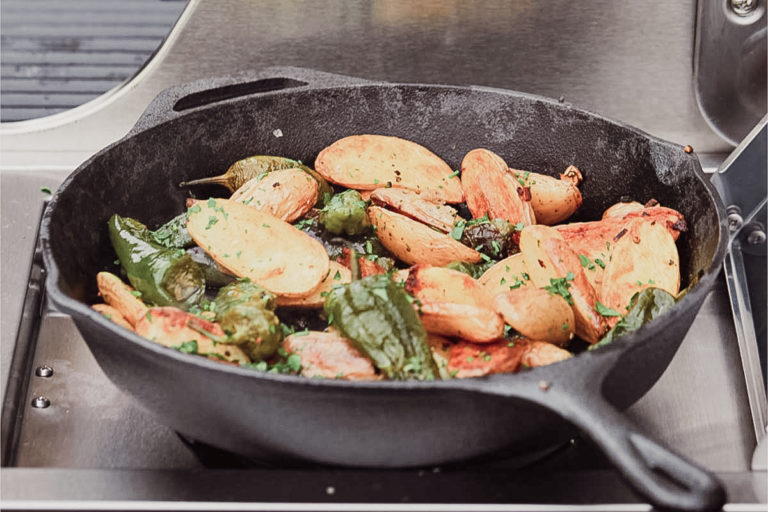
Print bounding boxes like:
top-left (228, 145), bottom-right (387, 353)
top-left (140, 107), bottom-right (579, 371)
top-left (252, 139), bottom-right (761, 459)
top-left (730, 0), bottom-right (758, 16)
top-left (31, 396), bottom-right (51, 409)
top-left (747, 229), bottom-right (766, 245)
top-left (727, 205), bottom-right (744, 232)
top-left (35, 365), bottom-right (54, 378)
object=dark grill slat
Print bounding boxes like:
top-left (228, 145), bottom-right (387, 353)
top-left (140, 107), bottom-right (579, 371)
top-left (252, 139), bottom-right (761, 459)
top-left (0, 0), bottom-right (187, 122)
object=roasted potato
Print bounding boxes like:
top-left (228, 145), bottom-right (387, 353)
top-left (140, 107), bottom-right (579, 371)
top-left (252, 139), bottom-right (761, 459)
top-left (493, 287), bottom-right (575, 345)
top-left (96, 271), bottom-right (148, 327)
top-left (284, 330), bottom-right (379, 380)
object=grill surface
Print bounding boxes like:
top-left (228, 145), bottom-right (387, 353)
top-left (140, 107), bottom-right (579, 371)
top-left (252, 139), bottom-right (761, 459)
top-left (0, 0), bottom-right (187, 122)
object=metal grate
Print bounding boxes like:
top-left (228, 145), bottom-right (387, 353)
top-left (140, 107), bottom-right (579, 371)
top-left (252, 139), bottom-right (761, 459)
top-left (0, 0), bottom-right (187, 123)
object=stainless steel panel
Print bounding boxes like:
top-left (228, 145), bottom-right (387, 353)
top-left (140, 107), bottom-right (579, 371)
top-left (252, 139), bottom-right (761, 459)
top-left (1, 0), bottom-right (733, 172)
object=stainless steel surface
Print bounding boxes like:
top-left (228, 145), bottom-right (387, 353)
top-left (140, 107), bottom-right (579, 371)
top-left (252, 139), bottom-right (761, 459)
top-left (1, 0), bottom-right (734, 172)
top-left (713, 118), bottom-right (768, 449)
top-left (695, 0), bottom-right (767, 145)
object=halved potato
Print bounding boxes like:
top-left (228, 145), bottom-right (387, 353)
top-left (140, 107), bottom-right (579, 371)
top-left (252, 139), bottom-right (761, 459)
top-left (96, 271), bottom-right (148, 327)
top-left (519, 340), bottom-right (572, 368)
top-left (134, 307), bottom-right (250, 364)
top-left (512, 169), bottom-right (582, 225)
top-left (314, 134), bottom-right (463, 203)
top-left (418, 301), bottom-right (504, 343)
top-left (478, 253), bottom-right (531, 296)
top-left (404, 264), bottom-right (490, 307)
top-left (600, 219), bottom-right (680, 315)
top-left (602, 201), bottom-right (644, 220)
top-left (368, 206), bottom-right (481, 266)
top-left (92, 304), bottom-right (133, 331)
top-left (493, 287), bottom-right (575, 345)
top-left (283, 330), bottom-right (379, 380)
top-left (230, 168), bottom-right (318, 223)
top-left (428, 336), bottom-right (524, 378)
top-left (186, 198), bottom-right (329, 298)
top-left (519, 225), bottom-right (607, 343)
top-left (277, 262), bottom-right (351, 308)
top-left (461, 149), bottom-right (531, 226)
top-left (370, 188), bottom-right (458, 232)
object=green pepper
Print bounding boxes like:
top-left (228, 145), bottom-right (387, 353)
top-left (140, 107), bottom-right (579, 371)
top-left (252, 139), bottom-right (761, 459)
top-left (186, 247), bottom-right (236, 287)
top-left (214, 280), bottom-right (282, 360)
top-left (151, 212), bottom-right (194, 249)
top-left (108, 214), bottom-right (205, 309)
top-left (324, 274), bottom-right (438, 380)
top-left (318, 189), bottom-right (372, 236)
top-left (590, 288), bottom-right (677, 350)
top-left (179, 155), bottom-right (333, 205)
top-left (444, 260), bottom-right (494, 279)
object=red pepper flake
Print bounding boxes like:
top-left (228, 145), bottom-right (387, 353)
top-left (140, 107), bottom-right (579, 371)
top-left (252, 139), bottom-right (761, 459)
top-left (539, 380), bottom-right (550, 391)
top-left (614, 228), bottom-right (628, 242)
top-left (644, 198), bottom-right (659, 207)
top-left (684, 145), bottom-right (694, 153)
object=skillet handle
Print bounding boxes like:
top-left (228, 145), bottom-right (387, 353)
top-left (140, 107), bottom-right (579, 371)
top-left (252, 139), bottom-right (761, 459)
top-left (553, 391), bottom-right (726, 512)
top-left (130, 66), bottom-right (377, 134)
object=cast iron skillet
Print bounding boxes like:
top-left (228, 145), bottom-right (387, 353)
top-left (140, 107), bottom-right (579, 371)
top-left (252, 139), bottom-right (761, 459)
top-left (42, 68), bottom-right (728, 511)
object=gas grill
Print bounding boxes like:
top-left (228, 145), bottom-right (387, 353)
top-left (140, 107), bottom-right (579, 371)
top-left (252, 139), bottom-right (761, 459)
top-left (1, 1), bottom-right (765, 510)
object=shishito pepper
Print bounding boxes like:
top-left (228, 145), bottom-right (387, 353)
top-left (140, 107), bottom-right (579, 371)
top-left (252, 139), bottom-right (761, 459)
top-left (108, 214), bottom-right (205, 309)
top-left (214, 280), bottom-right (282, 360)
top-left (323, 274), bottom-right (439, 380)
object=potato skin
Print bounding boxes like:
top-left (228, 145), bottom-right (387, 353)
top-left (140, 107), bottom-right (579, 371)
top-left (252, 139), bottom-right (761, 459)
top-left (314, 134), bottom-right (463, 203)
top-left (512, 169), bottom-right (582, 225)
top-left (134, 307), bottom-right (250, 364)
top-left (404, 264), bottom-right (490, 307)
top-left (96, 271), bottom-right (148, 327)
top-left (283, 330), bottom-right (379, 380)
top-left (368, 206), bottom-right (481, 266)
top-left (370, 188), bottom-right (458, 233)
top-left (519, 340), bottom-right (572, 368)
top-left (519, 225), bottom-right (607, 343)
top-left (428, 336), bottom-right (524, 378)
top-left (230, 168), bottom-right (318, 222)
top-left (186, 198), bottom-right (329, 298)
top-left (418, 301), bottom-right (504, 343)
top-left (92, 304), bottom-right (133, 331)
top-left (493, 288), bottom-right (575, 345)
top-left (602, 201), bottom-right (644, 220)
top-left (600, 219), bottom-right (680, 317)
top-left (478, 253), bottom-right (531, 296)
top-left (277, 262), bottom-right (351, 308)
top-left (461, 149), bottom-right (532, 226)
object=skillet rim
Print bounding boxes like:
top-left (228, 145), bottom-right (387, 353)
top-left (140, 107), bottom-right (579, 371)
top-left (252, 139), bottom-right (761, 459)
top-left (39, 79), bottom-right (730, 391)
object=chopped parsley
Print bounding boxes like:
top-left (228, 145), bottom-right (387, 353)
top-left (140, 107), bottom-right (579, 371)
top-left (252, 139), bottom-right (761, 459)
top-left (449, 219), bottom-right (466, 241)
top-left (595, 301), bottom-right (621, 317)
top-left (594, 258), bottom-right (606, 269)
top-left (172, 340), bottom-right (198, 354)
top-left (40, 187), bottom-right (52, 194)
top-left (544, 274), bottom-right (574, 305)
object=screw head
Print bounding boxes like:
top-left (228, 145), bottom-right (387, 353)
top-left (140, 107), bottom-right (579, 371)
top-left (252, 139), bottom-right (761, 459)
top-left (35, 365), bottom-right (54, 378)
top-left (731, 0), bottom-right (758, 16)
top-left (747, 229), bottom-right (766, 245)
top-left (31, 396), bottom-right (51, 408)
top-left (728, 212), bottom-right (744, 231)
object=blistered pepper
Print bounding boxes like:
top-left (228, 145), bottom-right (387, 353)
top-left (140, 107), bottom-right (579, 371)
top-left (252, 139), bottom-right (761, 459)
top-left (108, 214), bottom-right (205, 309)
top-left (323, 274), bottom-right (438, 380)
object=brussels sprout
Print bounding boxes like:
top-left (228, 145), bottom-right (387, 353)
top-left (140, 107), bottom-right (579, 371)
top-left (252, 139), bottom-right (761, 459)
top-left (214, 280), bottom-right (281, 360)
top-left (318, 189), bottom-right (372, 236)
top-left (460, 218), bottom-right (517, 259)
